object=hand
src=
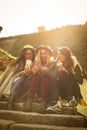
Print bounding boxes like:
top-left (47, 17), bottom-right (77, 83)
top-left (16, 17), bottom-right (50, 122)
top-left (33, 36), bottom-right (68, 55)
top-left (32, 65), bottom-right (41, 73)
top-left (40, 66), bottom-right (48, 71)
top-left (57, 66), bottom-right (68, 73)
top-left (24, 66), bottom-right (32, 75)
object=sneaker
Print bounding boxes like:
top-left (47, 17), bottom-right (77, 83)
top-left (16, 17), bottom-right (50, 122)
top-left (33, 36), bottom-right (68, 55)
top-left (62, 96), bottom-right (78, 107)
top-left (62, 102), bottom-right (70, 107)
top-left (60, 98), bottom-right (70, 107)
top-left (69, 96), bottom-right (78, 107)
top-left (46, 101), bottom-right (62, 114)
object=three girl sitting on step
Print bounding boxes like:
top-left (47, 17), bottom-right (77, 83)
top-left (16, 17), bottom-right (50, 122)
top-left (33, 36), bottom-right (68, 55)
top-left (0, 44), bottom-right (86, 113)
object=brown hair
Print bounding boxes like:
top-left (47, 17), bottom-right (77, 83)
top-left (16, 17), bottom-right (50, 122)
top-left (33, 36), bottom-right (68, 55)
top-left (11, 48), bottom-right (35, 66)
top-left (57, 47), bottom-right (75, 72)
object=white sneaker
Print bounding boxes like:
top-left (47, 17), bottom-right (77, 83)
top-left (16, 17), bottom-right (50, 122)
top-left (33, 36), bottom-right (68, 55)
top-left (46, 101), bottom-right (62, 114)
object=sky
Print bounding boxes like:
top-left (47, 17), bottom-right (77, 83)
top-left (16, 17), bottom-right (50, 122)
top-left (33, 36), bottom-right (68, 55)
top-left (0, 0), bottom-right (87, 37)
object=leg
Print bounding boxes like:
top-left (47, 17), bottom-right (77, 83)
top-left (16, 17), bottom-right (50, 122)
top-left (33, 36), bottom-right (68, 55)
top-left (24, 75), bottom-right (40, 112)
top-left (7, 77), bottom-right (22, 110)
top-left (58, 71), bottom-right (74, 99)
top-left (40, 75), bottom-right (50, 109)
top-left (40, 75), bottom-right (50, 102)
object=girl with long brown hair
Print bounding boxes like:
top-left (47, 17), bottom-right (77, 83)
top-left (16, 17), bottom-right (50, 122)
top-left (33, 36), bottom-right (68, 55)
top-left (0, 45), bottom-right (35, 100)
top-left (56, 46), bottom-right (83, 100)
top-left (47, 46), bottom-right (83, 113)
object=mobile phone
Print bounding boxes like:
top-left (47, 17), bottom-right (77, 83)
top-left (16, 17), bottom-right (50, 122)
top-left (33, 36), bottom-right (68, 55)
top-left (26, 60), bottom-right (32, 67)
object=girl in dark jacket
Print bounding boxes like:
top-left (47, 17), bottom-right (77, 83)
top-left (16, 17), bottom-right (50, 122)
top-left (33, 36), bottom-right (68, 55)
top-left (56, 47), bottom-right (83, 100)
top-left (47, 47), bottom-right (83, 113)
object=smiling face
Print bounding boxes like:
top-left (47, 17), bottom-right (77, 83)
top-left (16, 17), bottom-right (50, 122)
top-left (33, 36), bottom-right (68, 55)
top-left (40, 49), bottom-right (48, 65)
top-left (25, 49), bottom-right (33, 60)
top-left (57, 50), bottom-right (65, 62)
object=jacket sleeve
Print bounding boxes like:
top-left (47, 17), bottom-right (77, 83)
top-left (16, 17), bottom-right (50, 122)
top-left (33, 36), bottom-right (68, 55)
top-left (74, 64), bottom-right (83, 84)
top-left (0, 66), bottom-right (13, 86)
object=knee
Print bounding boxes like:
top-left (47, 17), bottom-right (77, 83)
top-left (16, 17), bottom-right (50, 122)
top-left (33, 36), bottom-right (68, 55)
top-left (31, 75), bottom-right (40, 82)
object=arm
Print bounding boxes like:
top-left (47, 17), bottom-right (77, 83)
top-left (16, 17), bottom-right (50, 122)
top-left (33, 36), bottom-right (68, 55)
top-left (73, 64), bottom-right (83, 84)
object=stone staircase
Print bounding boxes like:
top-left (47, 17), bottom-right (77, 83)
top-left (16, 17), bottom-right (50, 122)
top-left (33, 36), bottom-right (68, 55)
top-left (0, 101), bottom-right (87, 130)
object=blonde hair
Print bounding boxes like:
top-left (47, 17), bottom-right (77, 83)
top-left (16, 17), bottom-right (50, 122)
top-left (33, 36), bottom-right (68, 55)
top-left (36, 48), bottom-right (51, 65)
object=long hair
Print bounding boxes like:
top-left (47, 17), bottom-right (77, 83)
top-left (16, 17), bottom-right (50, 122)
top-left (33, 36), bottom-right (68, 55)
top-left (57, 47), bottom-right (75, 72)
top-left (10, 48), bottom-right (35, 66)
top-left (36, 48), bottom-right (51, 66)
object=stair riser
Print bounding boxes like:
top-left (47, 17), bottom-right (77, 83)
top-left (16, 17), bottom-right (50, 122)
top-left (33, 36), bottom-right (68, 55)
top-left (0, 110), bottom-right (84, 127)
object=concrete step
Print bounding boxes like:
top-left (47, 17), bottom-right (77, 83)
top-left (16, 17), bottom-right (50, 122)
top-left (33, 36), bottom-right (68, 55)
top-left (0, 119), bottom-right (15, 130)
top-left (0, 110), bottom-right (84, 127)
top-left (0, 101), bottom-right (78, 115)
top-left (0, 119), bottom-right (87, 130)
top-left (0, 101), bottom-right (87, 129)
top-left (9, 123), bottom-right (87, 130)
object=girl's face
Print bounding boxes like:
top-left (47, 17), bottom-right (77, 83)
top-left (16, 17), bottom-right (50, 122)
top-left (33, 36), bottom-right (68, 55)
top-left (25, 49), bottom-right (33, 60)
top-left (58, 51), bottom-right (65, 62)
top-left (40, 49), bottom-right (48, 64)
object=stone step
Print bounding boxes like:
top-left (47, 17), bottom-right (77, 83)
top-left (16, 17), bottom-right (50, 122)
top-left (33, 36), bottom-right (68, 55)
top-left (0, 119), bottom-right (15, 130)
top-left (0, 110), bottom-right (84, 127)
top-left (9, 123), bottom-right (87, 130)
top-left (7, 123), bottom-right (87, 130)
top-left (0, 101), bottom-right (78, 115)
top-left (0, 101), bottom-right (87, 128)
top-left (0, 119), bottom-right (87, 130)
